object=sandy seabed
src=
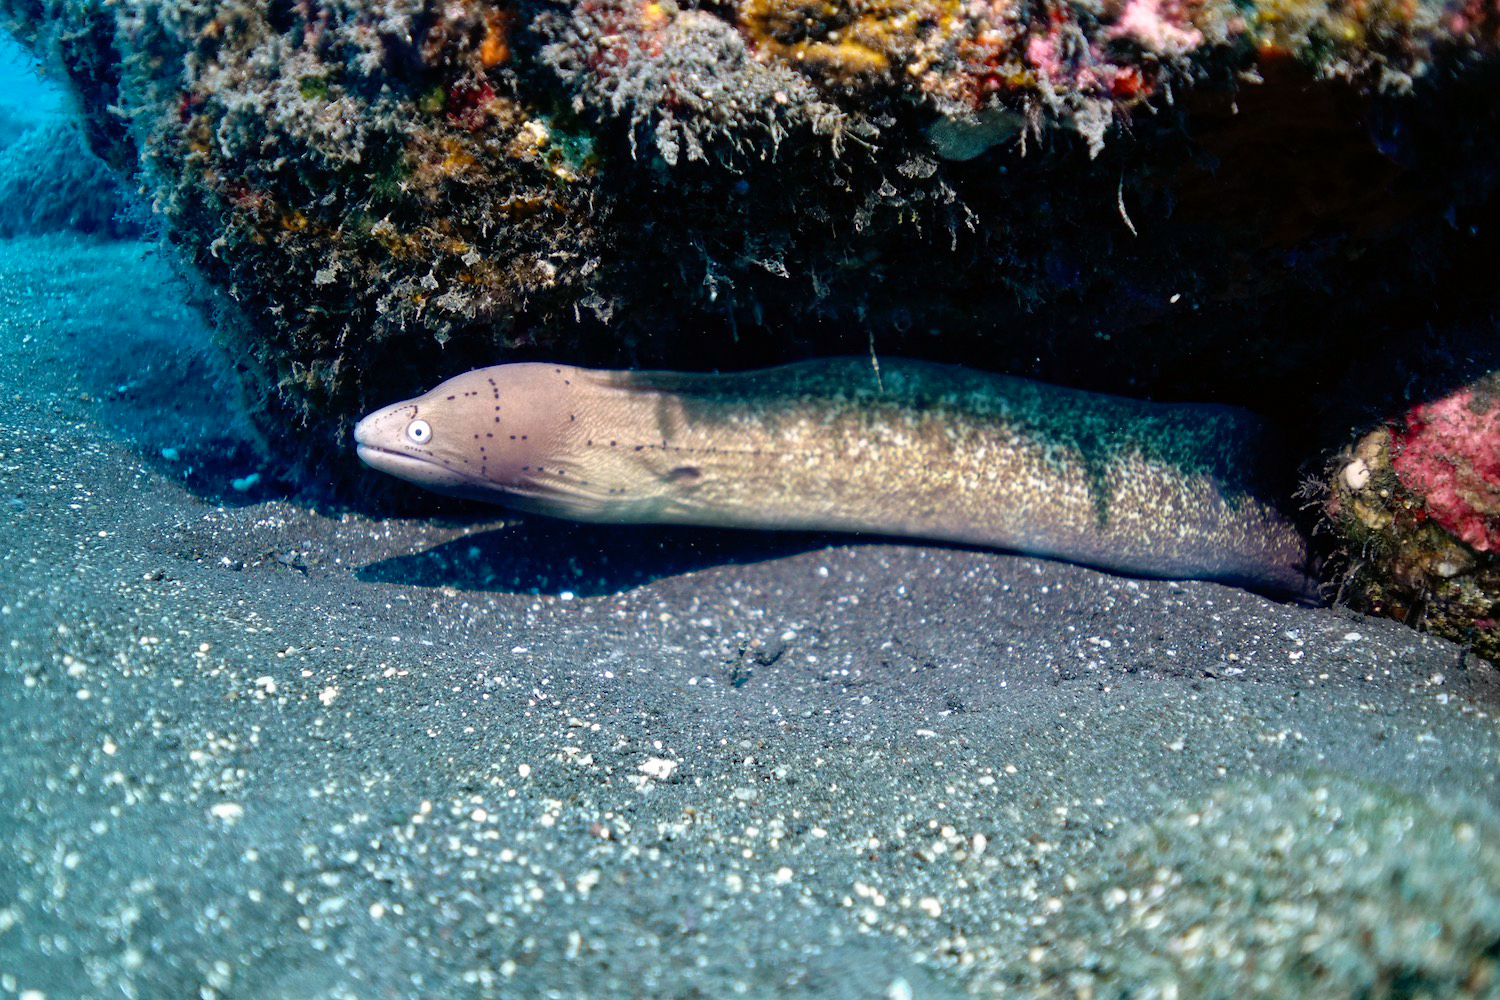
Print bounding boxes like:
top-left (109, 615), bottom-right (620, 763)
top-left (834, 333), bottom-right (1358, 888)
top-left (1, 233), bottom-right (1498, 999)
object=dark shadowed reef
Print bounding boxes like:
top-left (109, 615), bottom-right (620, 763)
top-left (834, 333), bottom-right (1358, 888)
top-left (2, 0), bottom-right (1498, 465)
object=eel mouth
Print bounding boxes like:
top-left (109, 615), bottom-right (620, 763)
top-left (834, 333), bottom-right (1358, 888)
top-left (355, 443), bottom-right (493, 496)
top-left (355, 443), bottom-right (430, 477)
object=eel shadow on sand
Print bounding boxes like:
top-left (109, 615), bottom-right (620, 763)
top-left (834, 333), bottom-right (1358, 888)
top-left (354, 517), bottom-right (854, 597)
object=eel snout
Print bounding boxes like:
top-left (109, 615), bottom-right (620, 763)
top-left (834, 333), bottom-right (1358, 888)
top-left (354, 363), bottom-right (585, 505)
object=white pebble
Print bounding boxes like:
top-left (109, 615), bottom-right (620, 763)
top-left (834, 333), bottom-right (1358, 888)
top-left (1342, 458), bottom-right (1371, 490)
top-left (638, 757), bottom-right (678, 781)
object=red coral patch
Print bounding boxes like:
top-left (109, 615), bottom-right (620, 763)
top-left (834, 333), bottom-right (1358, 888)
top-left (1389, 386), bottom-right (1500, 553)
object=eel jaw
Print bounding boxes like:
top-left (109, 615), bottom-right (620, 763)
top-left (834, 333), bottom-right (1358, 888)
top-left (355, 442), bottom-right (437, 481)
top-left (355, 441), bottom-right (466, 487)
top-left (355, 441), bottom-right (508, 500)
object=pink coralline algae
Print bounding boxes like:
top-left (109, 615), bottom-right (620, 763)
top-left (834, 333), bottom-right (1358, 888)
top-left (1390, 384), bottom-right (1500, 554)
top-left (1330, 374), bottom-right (1500, 663)
top-left (1108, 0), bottom-right (1206, 56)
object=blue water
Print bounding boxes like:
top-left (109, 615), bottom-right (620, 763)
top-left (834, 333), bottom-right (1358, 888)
top-left (0, 32), bottom-right (138, 239)
top-left (0, 32), bottom-right (66, 129)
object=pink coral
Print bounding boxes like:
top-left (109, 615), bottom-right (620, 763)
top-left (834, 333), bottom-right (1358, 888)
top-left (1389, 384), bottom-right (1500, 553)
top-left (1025, 33), bottom-right (1067, 79)
top-left (1108, 0), bottom-right (1204, 55)
top-left (1022, 21), bottom-right (1116, 95)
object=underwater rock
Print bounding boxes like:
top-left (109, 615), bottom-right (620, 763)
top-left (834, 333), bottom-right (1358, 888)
top-left (1391, 378), bottom-right (1500, 555)
top-left (1328, 372), bottom-right (1500, 662)
top-left (0, 123), bottom-right (140, 238)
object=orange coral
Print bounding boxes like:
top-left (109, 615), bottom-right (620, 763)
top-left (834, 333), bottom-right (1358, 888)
top-left (738, 0), bottom-right (964, 87)
top-left (480, 6), bottom-right (515, 67)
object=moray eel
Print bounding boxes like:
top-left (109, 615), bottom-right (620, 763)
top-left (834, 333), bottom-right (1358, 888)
top-left (354, 358), bottom-right (1315, 598)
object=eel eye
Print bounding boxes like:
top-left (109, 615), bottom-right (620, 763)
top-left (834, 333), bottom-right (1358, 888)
top-left (406, 419), bottom-right (432, 445)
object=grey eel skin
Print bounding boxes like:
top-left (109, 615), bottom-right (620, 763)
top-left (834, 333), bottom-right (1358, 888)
top-left (354, 358), bottom-right (1316, 598)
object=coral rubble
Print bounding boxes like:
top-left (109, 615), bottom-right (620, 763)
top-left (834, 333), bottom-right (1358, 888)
top-left (1330, 373), bottom-right (1500, 662)
top-left (1035, 774), bottom-right (1500, 998)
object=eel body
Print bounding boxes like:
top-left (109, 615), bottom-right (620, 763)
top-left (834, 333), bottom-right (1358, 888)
top-left (355, 358), bottom-right (1314, 597)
